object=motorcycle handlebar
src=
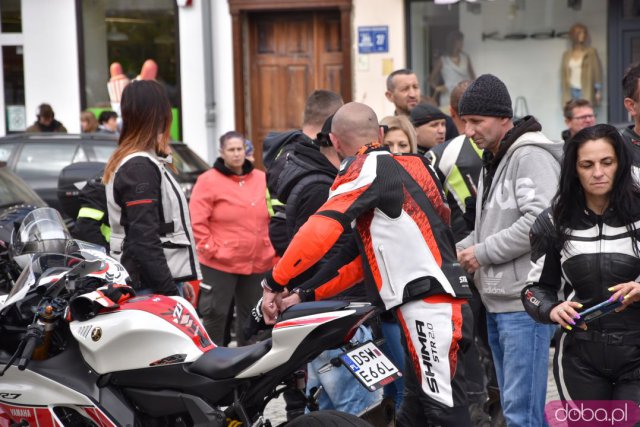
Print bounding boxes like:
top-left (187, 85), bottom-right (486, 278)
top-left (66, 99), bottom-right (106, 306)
top-left (17, 323), bottom-right (44, 370)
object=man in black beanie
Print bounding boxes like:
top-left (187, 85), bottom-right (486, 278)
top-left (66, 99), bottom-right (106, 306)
top-left (410, 103), bottom-right (447, 155)
top-left (455, 74), bottom-right (563, 427)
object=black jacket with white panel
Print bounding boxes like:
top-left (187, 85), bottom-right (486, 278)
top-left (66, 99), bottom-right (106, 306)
top-left (522, 203), bottom-right (640, 331)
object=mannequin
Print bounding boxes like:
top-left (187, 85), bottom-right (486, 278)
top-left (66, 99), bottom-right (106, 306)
top-left (561, 23), bottom-right (603, 107)
top-left (107, 62), bottom-right (130, 116)
top-left (136, 59), bottom-right (158, 81)
top-left (429, 30), bottom-right (476, 111)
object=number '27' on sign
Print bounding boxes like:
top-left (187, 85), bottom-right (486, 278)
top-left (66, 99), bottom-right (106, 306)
top-left (339, 341), bottom-right (402, 391)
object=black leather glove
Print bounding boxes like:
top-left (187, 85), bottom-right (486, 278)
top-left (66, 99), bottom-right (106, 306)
top-left (243, 297), bottom-right (270, 340)
top-left (100, 284), bottom-right (136, 304)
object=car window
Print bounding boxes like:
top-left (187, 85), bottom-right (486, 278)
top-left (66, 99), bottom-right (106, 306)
top-left (0, 143), bottom-right (15, 163)
top-left (15, 142), bottom-right (84, 179)
top-left (0, 167), bottom-right (45, 208)
top-left (92, 144), bottom-right (116, 163)
top-left (171, 144), bottom-right (209, 174)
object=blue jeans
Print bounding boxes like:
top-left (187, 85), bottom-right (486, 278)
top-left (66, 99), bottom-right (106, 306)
top-left (380, 319), bottom-right (405, 409)
top-left (307, 325), bottom-right (382, 414)
top-left (486, 311), bottom-right (554, 427)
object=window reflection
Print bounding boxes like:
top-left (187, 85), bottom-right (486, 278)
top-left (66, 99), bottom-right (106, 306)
top-left (15, 143), bottom-right (82, 180)
top-left (1, 0), bottom-right (21, 33)
top-left (408, 2), bottom-right (460, 108)
top-left (3, 46), bottom-right (26, 133)
top-left (80, 0), bottom-right (179, 109)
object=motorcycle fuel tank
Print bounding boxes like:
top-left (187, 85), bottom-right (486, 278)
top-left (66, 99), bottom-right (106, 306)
top-left (70, 295), bottom-right (215, 374)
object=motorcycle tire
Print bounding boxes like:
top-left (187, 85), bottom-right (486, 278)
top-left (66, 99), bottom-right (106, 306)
top-left (285, 410), bottom-right (372, 427)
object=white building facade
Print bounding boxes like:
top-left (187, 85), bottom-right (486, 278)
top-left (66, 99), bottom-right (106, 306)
top-left (0, 0), bottom-right (637, 164)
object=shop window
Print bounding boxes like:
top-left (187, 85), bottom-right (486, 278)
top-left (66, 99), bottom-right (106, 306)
top-left (622, 0), bottom-right (640, 20)
top-left (408, 0), bottom-right (611, 141)
top-left (78, 0), bottom-right (180, 135)
top-left (622, 0), bottom-right (640, 64)
top-left (3, 46), bottom-right (26, 133)
top-left (1, 0), bottom-right (22, 33)
top-left (407, 1), bottom-right (460, 110)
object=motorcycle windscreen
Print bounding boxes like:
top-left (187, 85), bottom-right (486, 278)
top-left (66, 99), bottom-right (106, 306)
top-left (11, 207), bottom-right (75, 257)
top-left (1, 253), bottom-right (85, 310)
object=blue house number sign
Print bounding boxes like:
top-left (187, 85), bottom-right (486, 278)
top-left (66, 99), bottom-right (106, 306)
top-left (358, 26), bottom-right (389, 54)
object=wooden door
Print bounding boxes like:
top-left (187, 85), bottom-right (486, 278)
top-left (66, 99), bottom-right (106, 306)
top-left (248, 10), bottom-right (344, 169)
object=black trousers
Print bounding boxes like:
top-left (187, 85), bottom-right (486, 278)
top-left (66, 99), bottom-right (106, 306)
top-left (554, 329), bottom-right (640, 402)
top-left (197, 265), bottom-right (263, 347)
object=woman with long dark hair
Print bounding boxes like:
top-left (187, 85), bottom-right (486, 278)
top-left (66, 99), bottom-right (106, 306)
top-left (522, 124), bottom-right (640, 402)
top-left (104, 80), bottom-right (200, 297)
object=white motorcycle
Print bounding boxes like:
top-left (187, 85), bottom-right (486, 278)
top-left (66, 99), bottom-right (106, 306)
top-left (0, 208), bottom-right (398, 427)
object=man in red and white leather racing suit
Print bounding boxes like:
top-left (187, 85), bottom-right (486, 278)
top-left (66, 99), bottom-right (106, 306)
top-left (261, 102), bottom-right (473, 426)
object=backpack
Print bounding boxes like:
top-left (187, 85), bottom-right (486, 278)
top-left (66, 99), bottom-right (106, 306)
top-left (263, 129), bottom-right (305, 170)
top-left (263, 130), bottom-right (312, 196)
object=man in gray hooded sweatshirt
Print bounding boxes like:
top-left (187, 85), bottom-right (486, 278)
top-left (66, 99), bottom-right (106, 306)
top-left (455, 74), bottom-right (562, 427)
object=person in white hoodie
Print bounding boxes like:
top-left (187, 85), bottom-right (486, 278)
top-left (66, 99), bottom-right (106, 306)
top-left (455, 74), bottom-right (563, 427)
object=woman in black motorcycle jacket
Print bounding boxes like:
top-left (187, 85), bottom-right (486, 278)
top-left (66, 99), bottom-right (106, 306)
top-left (522, 124), bottom-right (640, 402)
top-left (103, 80), bottom-right (200, 297)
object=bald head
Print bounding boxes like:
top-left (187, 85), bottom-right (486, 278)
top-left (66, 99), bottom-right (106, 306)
top-left (330, 102), bottom-right (380, 158)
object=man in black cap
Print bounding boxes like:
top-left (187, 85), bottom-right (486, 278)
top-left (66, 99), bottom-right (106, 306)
top-left (263, 90), bottom-right (343, 257)
top-left (455, 74), bottom-right (562, 427)
top-left (410, 103), bottom-right (447, 155)
top-left (25, 103), bottom-right (67, 133)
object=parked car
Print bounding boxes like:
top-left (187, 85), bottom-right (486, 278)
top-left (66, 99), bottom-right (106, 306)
top-left (0, 133), bottom-right (210, 214)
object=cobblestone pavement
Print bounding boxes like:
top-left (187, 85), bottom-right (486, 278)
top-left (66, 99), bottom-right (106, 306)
top-left (263, 347), bottom-right (561, 425)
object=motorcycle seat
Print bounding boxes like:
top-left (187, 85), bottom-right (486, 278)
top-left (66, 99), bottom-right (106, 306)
top-left (279, 300), bottom-right (349, 321)
top-left (189, 339), bottom-right (272, 380)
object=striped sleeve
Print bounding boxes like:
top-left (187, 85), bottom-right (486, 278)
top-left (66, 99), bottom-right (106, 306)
top-left (272, 153), bottom-right (380, 286)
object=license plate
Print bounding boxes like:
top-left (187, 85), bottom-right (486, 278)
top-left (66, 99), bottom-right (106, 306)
top-left (339, 341), bottom-right (402, 391)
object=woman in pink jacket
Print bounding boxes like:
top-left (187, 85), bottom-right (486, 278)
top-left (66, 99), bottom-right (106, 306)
top-left (189, 131), bottom-right (275, 346)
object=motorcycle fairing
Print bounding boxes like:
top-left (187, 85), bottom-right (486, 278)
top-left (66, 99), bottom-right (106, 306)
top-left (0, 401), bottom-right (116, 427)
top-left (273, 314), bottom-right (346, 330)
top-left (71, 305), bottom-right (208, 374)
top-left (0, 401), bottom-right (59, 427)
top-left (0, 401), bottom-right (60, 427)
top-left (236, 309), bottom-right (357, 378)
top-left (116, 295), bottom-right (214, 351)
top-left (0, 368), bottom-right (117, 427)
top-left (0, 339), bottom-right (133, 427)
